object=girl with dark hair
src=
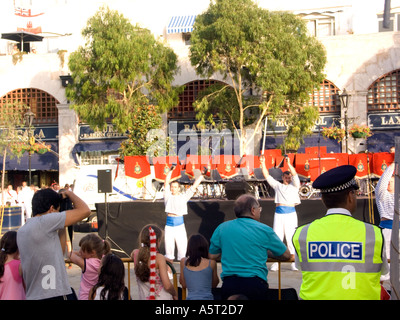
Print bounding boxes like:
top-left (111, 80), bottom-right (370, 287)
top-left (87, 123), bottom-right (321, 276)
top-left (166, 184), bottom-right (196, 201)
top-left (89, 253), bottom-right (128, 300)
top-left (69, 234), bottom-right (111, 300)
top-left (131, 224), bottom-right (177, 300)
top-left (0, 231), bottom-right (25, 300)
top-left (179, 234), bottom-right (219, 300)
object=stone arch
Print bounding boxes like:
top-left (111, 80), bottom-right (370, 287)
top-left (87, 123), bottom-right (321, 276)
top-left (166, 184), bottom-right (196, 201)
top-left (0, 87), bottom-right (60, 124)
top-left (168, 79), bottom-right (229, 119)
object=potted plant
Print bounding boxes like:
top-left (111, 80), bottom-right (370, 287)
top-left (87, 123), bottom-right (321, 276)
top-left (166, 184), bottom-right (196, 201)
top-left (322, 126), bottom-right (346, 142)
top-left (349, 124), bottom-right (372, 139)
top-left (35, 143), bottom-right (51, 154)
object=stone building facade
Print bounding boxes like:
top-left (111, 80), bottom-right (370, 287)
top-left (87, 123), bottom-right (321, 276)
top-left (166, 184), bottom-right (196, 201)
top-left (0, 0), bottom-right (398, 187)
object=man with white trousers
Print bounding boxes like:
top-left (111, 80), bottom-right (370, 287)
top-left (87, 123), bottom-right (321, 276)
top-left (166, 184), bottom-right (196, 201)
top-left (261, 155), bottom-right (300, 271)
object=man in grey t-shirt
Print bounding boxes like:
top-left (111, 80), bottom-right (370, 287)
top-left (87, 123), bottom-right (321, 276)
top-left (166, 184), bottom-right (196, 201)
top-left (17, 188), bottom-right (90, 300)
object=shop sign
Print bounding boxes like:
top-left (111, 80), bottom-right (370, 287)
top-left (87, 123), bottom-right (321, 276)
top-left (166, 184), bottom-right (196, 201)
top-left (368, 112), bottom-right (400, 130)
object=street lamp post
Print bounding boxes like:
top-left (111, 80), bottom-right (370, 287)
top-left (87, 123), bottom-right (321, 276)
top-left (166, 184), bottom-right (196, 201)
top-left (340, 89), bottom-right (350, 154)
top-left (24, 108), bottom-right (35, 186)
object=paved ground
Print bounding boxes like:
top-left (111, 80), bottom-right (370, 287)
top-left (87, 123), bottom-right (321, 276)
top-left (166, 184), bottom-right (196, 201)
top-left (66, 231), bottom-right (303, 300)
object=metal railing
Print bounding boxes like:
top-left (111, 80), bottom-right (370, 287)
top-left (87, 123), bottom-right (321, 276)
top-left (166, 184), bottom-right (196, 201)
top-left (66, 257), bottom-right (296, 300)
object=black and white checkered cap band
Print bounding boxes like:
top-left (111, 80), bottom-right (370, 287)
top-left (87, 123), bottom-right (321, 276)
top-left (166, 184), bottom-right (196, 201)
top-left (319, 178), bottom-right (358, 193)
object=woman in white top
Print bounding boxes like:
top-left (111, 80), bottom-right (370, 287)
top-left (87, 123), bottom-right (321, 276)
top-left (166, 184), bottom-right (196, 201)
top-left (261, 155), bottom-right (300, 271)
top-left (131, 225), bottom-right (177, 300)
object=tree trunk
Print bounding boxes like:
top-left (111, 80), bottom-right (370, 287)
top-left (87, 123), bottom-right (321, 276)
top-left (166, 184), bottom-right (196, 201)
top-left (1, 148), bottom-right (6, 205)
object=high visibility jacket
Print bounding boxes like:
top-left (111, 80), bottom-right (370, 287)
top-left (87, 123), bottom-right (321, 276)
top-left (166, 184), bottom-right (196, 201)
top-left (292, 213), bottom-right (384, 300)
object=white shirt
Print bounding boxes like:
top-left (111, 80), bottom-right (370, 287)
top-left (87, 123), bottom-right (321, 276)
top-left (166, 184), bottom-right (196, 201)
top-left (3, 189), bottom-right (18, 205)
top-left (326, 207), bottom-right (352, 216)
top-left (375, 164), bottom-right (395, 220)
top-left (266, 174), bottom-right (301, 206)
top-left (164, 185), bottom-right (195, 216)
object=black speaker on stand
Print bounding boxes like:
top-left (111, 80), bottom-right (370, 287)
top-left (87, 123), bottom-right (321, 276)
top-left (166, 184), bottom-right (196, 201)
top-left (225, 180), bottom-right (252, 200)
top-left (98, 169), bottom-right (129, 257)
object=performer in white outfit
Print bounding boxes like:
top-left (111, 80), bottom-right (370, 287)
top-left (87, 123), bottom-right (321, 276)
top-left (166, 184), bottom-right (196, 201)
top-left (261, 155), bottom-right (300, 271)
top-left (20, 182), bottom-right (34, 223)
top-left (375, 162), bottom-right (397, 283)
top-left (3, 185), bottom-right (18, 206)
top-left (164, 166), bottom-right (204, 261)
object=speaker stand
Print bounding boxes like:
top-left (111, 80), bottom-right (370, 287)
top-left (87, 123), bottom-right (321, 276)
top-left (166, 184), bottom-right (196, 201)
top-left (103, 193), bottom-right (130, 258)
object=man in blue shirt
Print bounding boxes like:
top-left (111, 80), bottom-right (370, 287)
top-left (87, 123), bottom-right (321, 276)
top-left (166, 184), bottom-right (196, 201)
top-left (209, 194), bottom-right (292, 300)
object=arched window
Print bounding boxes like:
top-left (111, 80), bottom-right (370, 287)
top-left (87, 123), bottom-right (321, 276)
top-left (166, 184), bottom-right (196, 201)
top-left (368, 69), bottom-right (400, 111)
top-left (168, 79), bottom-right (224, 119)
top-left (0, 88), bottom-right (59, 124)
top-left (308, 79), bottom-right (341, 113)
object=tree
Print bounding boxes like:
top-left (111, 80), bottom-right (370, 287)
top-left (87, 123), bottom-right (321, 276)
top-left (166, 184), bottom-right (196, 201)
top-left (0, 105), bottom-right (28, 203)
top-left (66, 6), bottom-right (181, 156)
top-left (189, 0), bottom-right (327, 155)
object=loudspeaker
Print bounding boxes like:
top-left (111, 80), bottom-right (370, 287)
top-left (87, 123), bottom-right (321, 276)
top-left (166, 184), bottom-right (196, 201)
top-left (225, 180), bottom-right (252, 200)
top-left (98, 169), bottom-right (112, 193)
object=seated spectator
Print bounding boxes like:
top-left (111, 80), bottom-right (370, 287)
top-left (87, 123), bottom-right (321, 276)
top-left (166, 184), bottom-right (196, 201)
top-left (131, 224), bottom-right (177, 300)
top-left (69, 234), bottom-right (111, 300)
top-left (0, 231), bottom-right (25, 300)
top-left (179, 234), bottom-right (219, 300)
top-left (209, 194), bottom-right (292, 300)
top-left (89, 253), bottom-right (129, 300)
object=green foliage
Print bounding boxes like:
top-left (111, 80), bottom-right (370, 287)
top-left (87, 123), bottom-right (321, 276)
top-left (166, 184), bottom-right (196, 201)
top-left (0, 103), bottom-right (27, 158)
top-left (66, 6), bottom-right (182, 155)
top-left (119, 104), bottom-right (175, 156)
top-left (0, 104), bottom-right (31, 195)
top-left (189, 0), bottom-right (327, 154)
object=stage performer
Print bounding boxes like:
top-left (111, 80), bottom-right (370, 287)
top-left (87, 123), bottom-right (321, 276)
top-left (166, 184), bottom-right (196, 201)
top-left (260, 155), bottom-right (300, 271)
top-left (164, 165), bottom-right (204, 261)
top-left (375, 162), bottom-right (399, 282)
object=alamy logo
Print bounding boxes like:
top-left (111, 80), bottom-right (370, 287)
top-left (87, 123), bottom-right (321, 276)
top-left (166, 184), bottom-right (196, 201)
top-left (342, 265), bottom-right (356, 290)
top-left (41, 265), bottom-right (56, 289)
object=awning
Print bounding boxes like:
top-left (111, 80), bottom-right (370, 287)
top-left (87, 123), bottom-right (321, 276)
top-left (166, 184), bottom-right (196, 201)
top-left (261, 134), bottom-right (341, 154)
top-left (167, 15), bottom-right (196, 34)
top-left (72, 140), bottom-right (123, 153)
top-left (0, 142), bottom-right (58, 171)
top-left (71, 140), bottom-right (123, 164)
top-left (1, 31), bottom-right (43, 52)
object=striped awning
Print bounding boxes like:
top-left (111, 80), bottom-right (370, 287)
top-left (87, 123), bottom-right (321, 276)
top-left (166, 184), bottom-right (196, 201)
top-left (167, 15), bottom-right (196, 34)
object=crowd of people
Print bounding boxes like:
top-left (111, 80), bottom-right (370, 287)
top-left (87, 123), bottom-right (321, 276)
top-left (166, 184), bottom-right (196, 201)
top-left (0, 153), bottom-right (395, 300)
top-left (0, 181), bottom-right (74, 225)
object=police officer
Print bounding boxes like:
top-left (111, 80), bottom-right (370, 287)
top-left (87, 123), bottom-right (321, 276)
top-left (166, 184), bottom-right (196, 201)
top-left (292, 165), bottom-right (389, 300)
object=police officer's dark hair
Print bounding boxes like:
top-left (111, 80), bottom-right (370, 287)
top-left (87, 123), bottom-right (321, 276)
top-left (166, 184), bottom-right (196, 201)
top-left (321, 188), bottom-right (355, 209)
top-left (234, 194), bottom-right (259, 218)
top-left (32, 188), bottom-right (62, 216)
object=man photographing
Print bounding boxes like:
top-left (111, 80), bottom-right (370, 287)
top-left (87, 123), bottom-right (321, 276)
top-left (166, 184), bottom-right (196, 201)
top-left (17, 188), bottom-right (90, 300)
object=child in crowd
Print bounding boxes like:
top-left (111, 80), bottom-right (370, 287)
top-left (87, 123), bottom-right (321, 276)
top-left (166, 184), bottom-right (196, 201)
top-left (89, 253), bottom-right (129, 300)
top-left (69, 233), bottom-right (111, 300)
top-left (131, 224), bottom-right (177, 300)
top-left (179, 233), bottom-right (219, 300)
top-left (0, 231), bottom-right (25, 300)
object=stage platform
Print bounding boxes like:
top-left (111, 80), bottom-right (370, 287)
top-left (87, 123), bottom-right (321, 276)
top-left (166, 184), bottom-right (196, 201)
top-left (96, 197), bottom-right (379, 258)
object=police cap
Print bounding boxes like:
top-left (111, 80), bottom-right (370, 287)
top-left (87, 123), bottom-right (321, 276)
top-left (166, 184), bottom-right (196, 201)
top-left (312, 165), bottom-right (359, 193)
